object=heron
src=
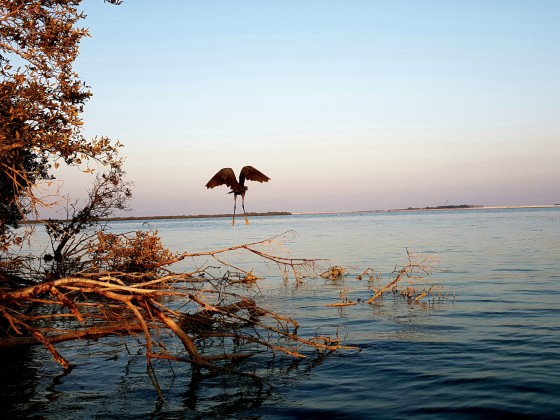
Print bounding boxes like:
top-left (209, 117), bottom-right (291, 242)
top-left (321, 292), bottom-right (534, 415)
top-left (205, 166), bottom-right (270, 226)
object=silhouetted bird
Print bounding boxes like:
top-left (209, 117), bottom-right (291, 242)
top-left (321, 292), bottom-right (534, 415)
top-left (205, 166), bottom-right (270, 226)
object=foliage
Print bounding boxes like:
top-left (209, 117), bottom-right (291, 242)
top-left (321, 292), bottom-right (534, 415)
top-left (86, 230), bottom-right (177, 275)
top-left (0, 0), bottom-right (122, 247)
top-left (43, 162), bottom-right (132, 278)
top-left (0, 161), bottom-right (133, 285)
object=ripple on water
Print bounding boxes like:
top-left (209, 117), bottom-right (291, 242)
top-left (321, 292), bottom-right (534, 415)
top-left (3, 208), bottom-right (560, 417)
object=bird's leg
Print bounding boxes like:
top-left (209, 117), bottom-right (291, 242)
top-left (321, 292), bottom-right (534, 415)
top-left (232, 195), bottom-right (237, 227)
top-left (242, 196), bottom-right (249, 224)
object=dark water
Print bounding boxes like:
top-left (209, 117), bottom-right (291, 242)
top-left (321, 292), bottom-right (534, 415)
top-left (2, 208), bottom-right (559, 418)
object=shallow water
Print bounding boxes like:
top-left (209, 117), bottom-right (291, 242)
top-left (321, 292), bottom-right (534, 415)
top-left (1, 208), bottom-right (559, 418)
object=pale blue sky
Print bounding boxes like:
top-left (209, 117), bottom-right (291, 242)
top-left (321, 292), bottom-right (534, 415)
top-left (52, 0), bottom-right (559, 216)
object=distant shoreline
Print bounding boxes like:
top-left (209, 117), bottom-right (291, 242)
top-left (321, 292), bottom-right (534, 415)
top-left (98, 211), bottom-right (292, 222)
top-left (35, 205), bottom-right (559, 223)
top-left (294, 204), bottom-right (559, 215)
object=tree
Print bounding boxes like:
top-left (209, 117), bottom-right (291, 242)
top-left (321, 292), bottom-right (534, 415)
top-left (43, 161), bottom-right (132, 278)
top-left (0, 0), bottom-right (122, 247)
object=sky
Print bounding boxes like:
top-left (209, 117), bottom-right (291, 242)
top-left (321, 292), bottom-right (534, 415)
top-left (46, 0), bottom-right (560, 216)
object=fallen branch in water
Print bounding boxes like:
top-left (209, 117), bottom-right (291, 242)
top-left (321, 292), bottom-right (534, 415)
top-left (0, 232), bottom-right (446, 398)
top-left (367, 249), bottom-right (440, 304)
top-left (172, 230), bottom-right (325, 282)
top-left (0, 231), bottom-right (340, 397)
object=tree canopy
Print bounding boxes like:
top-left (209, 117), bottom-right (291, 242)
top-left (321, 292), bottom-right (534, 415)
top-left (0, 0), bottom-right (122, 245)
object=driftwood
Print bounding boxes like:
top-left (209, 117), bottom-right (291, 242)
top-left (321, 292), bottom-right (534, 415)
top-left (367, 249), bottom-right (439, 303)
top-left (0, 232), bottom-right (350, 398)
top-left (0, 232), bottom-right (445, 399)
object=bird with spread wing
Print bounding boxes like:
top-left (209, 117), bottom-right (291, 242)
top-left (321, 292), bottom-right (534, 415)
top-left (205, 166), bottom-right (270, 226)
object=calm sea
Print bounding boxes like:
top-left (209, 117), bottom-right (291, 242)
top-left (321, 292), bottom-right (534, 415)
top-left (1, 207), bottom-right (559, 418)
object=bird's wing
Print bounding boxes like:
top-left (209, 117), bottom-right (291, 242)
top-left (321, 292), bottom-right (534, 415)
top-left (205, 168), bottom-right (239, 189)
top-left (239, 166), bottom-right (271, 185)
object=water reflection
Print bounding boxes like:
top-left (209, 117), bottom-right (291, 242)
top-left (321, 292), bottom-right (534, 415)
top-left (0, 347), bottom-right (43, 415)
top-left (2, 208), bottom-right (559, 417)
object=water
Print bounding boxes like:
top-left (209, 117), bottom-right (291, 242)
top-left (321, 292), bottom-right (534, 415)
top-left (1, 207), bottom-right (559, 418)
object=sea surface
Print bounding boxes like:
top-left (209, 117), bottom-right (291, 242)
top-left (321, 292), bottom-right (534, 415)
top-left (1, 207), bottom-right (559, 419)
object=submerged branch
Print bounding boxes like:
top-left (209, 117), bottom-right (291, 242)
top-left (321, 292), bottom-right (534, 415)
top-left (0, 232), bottom-right (445, 395)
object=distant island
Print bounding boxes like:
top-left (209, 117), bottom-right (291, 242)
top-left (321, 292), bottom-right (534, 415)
top-left (100, 211), bottom-right (292, 222)
top-left (387, 204), bottom-right (559, 213)
top-left (399, 204), bottom-right (483, 211)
